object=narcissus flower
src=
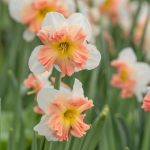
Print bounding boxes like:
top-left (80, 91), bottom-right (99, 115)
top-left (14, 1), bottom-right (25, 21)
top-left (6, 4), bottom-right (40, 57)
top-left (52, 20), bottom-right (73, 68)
top-left (9, 0), bottom-right (74, 41)
top-left (29, 12), bottom-right (101, 77)
top-left (34, 79), bottom-right (94, 141)
top-left (24, 69), bottom-right (71, 114)
top-left (110, 47), bottom-right (150, 102)
top-left (142, 92), bottom-right (150, 111)
top-left (24, 72), bottom-right (51, 114)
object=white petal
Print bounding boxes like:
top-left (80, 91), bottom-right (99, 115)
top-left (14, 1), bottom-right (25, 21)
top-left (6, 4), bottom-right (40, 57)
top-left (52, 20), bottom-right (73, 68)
top-left (34, 115), bottom-right (58, 141)
top-left (132, 86), bottom-right (143, 102)
top-left (60, 86), bottom-right (71, 95)
top-left (37, 88), bottom-right (59, 112)
top-left (37, 67), bottom-right (53, 78)
top-left (41, 12), bottom-right (68, 34)
top-left (134, 62), bottom-right (150, 90)
top-left (54, 65), bottom-right (61, 72)
top-left (84, 44), bottom-right (101, 70)
top-left (69, 78), bottom-right (84, 99)
top-left (9, 0), bottom-right (23, 22)
top-left (118, 47), bottom-right (137, 65)
top-left (23, 28), bottom-right (36, 42)
top-left (131, 62), bottom-right (150, 102)
top-left (46, 135), bottom-right (58, 141)
top-left (29, 45), bottom-right (46, 74)
top-left (64, 0), bottom-right (76, 12)
top-left (67, 13), bottom-right (92, 42)
top-left (37, 76), bottom-right (51, 88)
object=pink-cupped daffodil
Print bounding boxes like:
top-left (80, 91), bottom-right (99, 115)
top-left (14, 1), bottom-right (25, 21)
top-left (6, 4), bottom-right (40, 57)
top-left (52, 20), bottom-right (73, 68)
top-left (24, 68), bottom-right (71, 114)
top-left (34, 79), bottom-right (94, 141)
top-left (28, 12), bottom-right (101, 77)
top-left (9, 0), bottom-right (74, 42)
top-left (110, 47), bottom-right (150, 102)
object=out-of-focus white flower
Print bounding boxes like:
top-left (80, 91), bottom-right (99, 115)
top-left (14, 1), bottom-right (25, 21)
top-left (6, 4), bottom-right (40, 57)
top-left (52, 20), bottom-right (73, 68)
top-left (77, 0), bottom-right (101, 44)
top-left (9, 0), bottom-right (75, 42)
top-left (110, 47), bottom-right (150, 102)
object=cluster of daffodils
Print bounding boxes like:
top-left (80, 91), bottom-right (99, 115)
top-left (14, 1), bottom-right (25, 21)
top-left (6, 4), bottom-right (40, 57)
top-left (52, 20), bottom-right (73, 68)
top-left (110, 47), bottom-right (150, 102)
top-left (24, 11), bottom-right (101, 141)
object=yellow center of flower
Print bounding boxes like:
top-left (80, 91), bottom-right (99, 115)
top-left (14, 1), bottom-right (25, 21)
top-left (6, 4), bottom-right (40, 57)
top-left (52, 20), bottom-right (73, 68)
top-left (63, 109), bottom-right (78, 125)
top-left (104, 0), bottom-right (111, 8)
top-left (38, 7), bottom-right (54, 20)
top-left (58, 42), bottom-right (69, 54)
top-left (120, 70), bottom-right (128, 83)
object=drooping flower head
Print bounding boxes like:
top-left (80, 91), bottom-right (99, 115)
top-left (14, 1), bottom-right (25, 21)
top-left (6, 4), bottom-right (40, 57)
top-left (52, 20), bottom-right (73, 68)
top-left (34, 79), bottom-right (94, 141)
top-left (24, 71), bottom-right (51, 114)
top-left (110, 47), bottom-right (150, 101)
top-left (29, 12), bottom-right (101, 77)
top-left (9, 0), bottom-right (74, 41)
top-left (24, 69), bottom-right (71, 115)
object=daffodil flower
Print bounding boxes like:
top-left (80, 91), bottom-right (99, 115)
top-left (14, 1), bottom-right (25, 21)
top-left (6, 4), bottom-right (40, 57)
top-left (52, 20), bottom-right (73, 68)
top-left (24, 69), bottom-right (71, 114)
top-left (9, 0), bottom-right (74, 42)
top-left (29, 12), bottom-right (101, 77)
top-left (34, 79), bottom-right (94, 141)
top-left (110, 47), bottom-right (150, 102)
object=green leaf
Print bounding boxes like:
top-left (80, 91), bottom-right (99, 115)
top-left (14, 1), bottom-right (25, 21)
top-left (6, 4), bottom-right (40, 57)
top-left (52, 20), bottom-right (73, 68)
top-left (126, 0), bottom-right (142, 46)
top-left (125, 147), bottom-right (130, 150)
top-left (141, 112), bottom-right (150, 150)
top-left (31, 131), bottom-right (37, 150)
top-left (7, 128), bottom-right (13, 150)
top-left (7, 69), bottom-right (18, 92)
top-left (115, 114), bottom-right (131, 149)
top-left (82, 105), bottom-right (108, 150)
top-left (137, 7), bottom-right (150, 61)
top-left (65, 134), bottom-right (72, 150)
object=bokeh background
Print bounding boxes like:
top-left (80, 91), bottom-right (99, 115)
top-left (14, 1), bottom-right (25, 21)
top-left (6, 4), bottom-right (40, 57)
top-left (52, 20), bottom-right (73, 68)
top-left (1, 0), bottom-right (150, 150)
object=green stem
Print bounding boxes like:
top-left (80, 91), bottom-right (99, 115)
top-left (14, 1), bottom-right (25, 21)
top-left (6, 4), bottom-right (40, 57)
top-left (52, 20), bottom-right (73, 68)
top-left (54, 69), bottom-right (61, 90)
top-left (0, 98), bottom-right (1, 150)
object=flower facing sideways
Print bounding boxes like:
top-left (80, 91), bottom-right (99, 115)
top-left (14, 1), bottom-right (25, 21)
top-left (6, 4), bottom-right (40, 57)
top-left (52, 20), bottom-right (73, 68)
top-left (9, 0), bottom-right (74, 42)
top-left (110, 47), bottom-right (150, 102)
top-left (24, 69), bottom-right (71, 114)
top-left (142, 92), bottom-right (150, 111)
top-left (34, 79), bottom-right (94, 141)
top-left (24, 72), bottom-right (51, 114)
top-left (29, 12), bottom-right (101, 77)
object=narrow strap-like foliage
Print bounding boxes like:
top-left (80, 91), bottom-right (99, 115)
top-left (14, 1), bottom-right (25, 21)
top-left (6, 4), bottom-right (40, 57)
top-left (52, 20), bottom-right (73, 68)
top-left (7, 128), bottom-right (13, 150)
top-left (31, 131), bottom-right (37, 150)
top-left (115, 114), bottom-right (131, 149)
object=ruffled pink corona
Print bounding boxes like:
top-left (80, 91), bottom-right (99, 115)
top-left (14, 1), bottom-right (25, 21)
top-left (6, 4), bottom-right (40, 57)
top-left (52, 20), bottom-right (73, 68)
top-left (37, 25), bottom-right (91, 77)
top-left (24, 73), bottom-right (43, 99)
top-left (142, 92), bottom-right (150, 111)
top-left (45, 92), bottom-right (93, 141)
top-left (110, 60), bottom-right (136, 98)
top-left (21, 0), bottom-right (70, 33)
